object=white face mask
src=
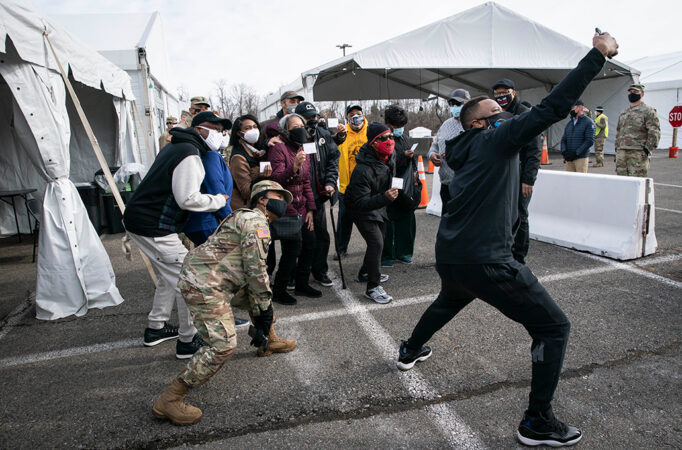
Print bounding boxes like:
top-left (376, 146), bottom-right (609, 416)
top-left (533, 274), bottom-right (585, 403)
top-left (197, 126), bottom-right (222, 151)
top-left (218, 133), bottom-right (230, 150)
top-left (243, 128), bottom-right (260, 145)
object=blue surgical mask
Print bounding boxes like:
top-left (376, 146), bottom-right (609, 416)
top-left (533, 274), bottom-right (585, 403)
top-left (350, 114), bottom-right (364, 126)
top-left (393, 127), bottom-right (404, 137)
top-left (450, 105), bottom-right (462, 117)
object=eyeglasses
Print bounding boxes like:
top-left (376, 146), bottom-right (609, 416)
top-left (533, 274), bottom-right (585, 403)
top-left (375, 134), bottom-right (394, 142)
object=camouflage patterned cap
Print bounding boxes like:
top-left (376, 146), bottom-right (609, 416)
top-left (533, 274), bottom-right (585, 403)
top-left (166, 116), bottom-right (178, 124)
top-left (628, 84), bottom-right (645, 92)
top-left (250, 180), bottom-right (293, 204)
top-left (190, 96), bottom-right (211, 107)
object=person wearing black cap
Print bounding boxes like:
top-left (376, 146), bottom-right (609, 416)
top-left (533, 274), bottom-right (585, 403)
top-left (561, 99), bottom-right (595, 173)
top-left (295, 102), bottom-right (340, 287)
top-left (123, 111), bottom-right (231, 359)
top-left (492, 78), bottom-right (542, 265)
top-left (428, 88), bottom-right (470, 208)
top-left (398, 31), bottom-right (619, 447)
top-left (593, 106), bottom-right (608, 167)
top-left (335, 104), bottom-right (368, 260)
top-left (345, 122), bottom-right (398, 304)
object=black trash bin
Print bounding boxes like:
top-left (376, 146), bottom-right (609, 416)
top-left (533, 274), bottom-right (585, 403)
top-left (94, 167), bottom-right (135, 234)
top-left (75, 182), bottom-right (102, 234)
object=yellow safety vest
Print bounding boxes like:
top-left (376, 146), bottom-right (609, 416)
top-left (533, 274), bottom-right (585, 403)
top-left (595, 113), bottom-right (608, 137)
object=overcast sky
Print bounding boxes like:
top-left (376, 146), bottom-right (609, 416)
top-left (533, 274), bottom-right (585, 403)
top-left (30, 0), bottom-right (680, 102)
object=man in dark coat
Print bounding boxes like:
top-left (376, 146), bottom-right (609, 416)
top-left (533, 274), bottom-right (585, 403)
top-left (397, 32), bottom-right (619, 447)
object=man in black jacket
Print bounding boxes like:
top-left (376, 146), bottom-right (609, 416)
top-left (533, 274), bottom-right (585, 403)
top-left (345, 123), bottom-right (398, 304)
top-left (397, 33), bottom-right (619, 447)
top-left (492, 78), bottom-right (542, 265)
top-left (295, 102), bottom-right (341, 287)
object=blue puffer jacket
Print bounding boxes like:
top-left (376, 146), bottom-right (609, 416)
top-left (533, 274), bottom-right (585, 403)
top-left (561, 115), bottom-right (595, 160)
top-left (183, 150), bottom-right (233, 233)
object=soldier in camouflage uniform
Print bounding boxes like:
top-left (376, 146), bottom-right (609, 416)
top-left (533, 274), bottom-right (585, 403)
top-left (152, 180), bottom-right (297, 426)
top-left (158, 116), bottom-right (177, 151)
top-left (615, 84), bottom-right (661, 177)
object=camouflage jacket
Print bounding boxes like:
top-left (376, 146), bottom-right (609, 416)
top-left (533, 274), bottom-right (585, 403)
top-left (179, 208), bottom-right (272, 316)
top-left (615, 103), bottom-right (660, 152)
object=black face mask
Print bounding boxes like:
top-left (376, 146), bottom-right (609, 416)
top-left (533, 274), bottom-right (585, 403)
top-left (482, 111), bottom-right (514, 129)
top-left (306, 119), bottom-right (318, 129)
top-left (265, 198), bottom-right (287, 218)
top-left (288, 127), bottom-right (308, 146)
top-left (569, 110), bottom-right (578, 118)
top-left (628, 92), bottom-right (641, 103)
top-left (495, 94), bottom-right (513, 109)
top-left (318, 121), bottom-right (328, 129)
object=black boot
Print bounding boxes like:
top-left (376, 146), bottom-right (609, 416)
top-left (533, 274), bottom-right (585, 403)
top-left (272, 287), bottom-right (297, 305)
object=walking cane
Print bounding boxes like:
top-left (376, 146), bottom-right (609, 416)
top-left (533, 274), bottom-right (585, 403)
top-left (328, 199), bottom-right (347, 289)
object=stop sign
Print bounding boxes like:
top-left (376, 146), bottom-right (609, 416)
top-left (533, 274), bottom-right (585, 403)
top-left (670, 106), bottom-right (682, 128)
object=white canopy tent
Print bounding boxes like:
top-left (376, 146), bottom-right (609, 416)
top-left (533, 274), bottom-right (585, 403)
top-left (0, 1), bottom-right (136, 319)
top-left (51, 12), bottom-right (179, 166)
top-left (298, 2), bottom-right (638, 153)
top-left (628, 51), bottom-right (682, 149)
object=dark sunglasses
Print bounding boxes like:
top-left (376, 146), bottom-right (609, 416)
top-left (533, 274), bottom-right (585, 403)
top-left (376, 133), bottom-right (394, 142)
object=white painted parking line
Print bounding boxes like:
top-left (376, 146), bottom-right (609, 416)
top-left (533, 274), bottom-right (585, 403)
top-left (3, 253), bottom-right (681, 368)
top-left (656, 207), bottom-right (682, 214)
top-left (329, 276), bottom-right (486, 449)
top-left (654, 183), bottom-right (682, 189)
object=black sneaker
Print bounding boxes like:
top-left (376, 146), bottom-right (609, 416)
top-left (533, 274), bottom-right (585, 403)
top-left (397, 340), bottom-right (432, 371)
top-left (295, 283), bottom-right (322, 298)
top-left (357, 273), bottom-right (389, 283)
top-left (313, 273), bottom-right (333, 287)
top-left (517, 408), bottom-right (582, 447)
top-left (273, 290), bottom-right (297, 305)
top-left (176, 333), bottom-right (208, 360)
top-left (286, 279), bottom-right (295, 291)
top-left (332, 250), bottom-right (347, 261)
top-left (143, 322), bottom-right (179, 347)
top-left (234, 317), bottom-right (250, 328)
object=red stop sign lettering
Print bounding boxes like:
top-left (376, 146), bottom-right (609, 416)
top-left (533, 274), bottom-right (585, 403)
top-left (670, 106), bottom-right (682, 128)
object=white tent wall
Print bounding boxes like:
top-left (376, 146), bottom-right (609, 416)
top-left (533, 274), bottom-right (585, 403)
top-left (643, 86), bottom-right (681, 149)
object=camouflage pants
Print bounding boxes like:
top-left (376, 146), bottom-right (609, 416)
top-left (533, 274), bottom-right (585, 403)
top-left (616, 149), bottom-right (650, 177)
top-left (176, 283), bottom-right (238, 387)
top-left (594, 137), bottom-right (606, 164)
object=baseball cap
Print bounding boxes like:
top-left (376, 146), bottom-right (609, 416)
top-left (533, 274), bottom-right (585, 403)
top-left (166, 116), bottom-right (178, 124)
top-left (628, 83), bottom-right (645, 92)
top-left (280, 91), bottom-right (304, 102)
top-left (250, 180), bottom-right (293, 204)
top-left (595, 106), bottom-right (604, 112)
top-left (346, 104), bottom-right (362, 115)
top-left (492, 78), bottom-right (515, 91)
top-left (574, 99), bottom-right (585, 106)
top-left (295, 101), bottom-right (318, 119)
top-left (191, 111), bottom-right (232, 130)
top-left (449, 88), bottom-right (471, 102)
top-left (190, 96), bottom-right (210, 107)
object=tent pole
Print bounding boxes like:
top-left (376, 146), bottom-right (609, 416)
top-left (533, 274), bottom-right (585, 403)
top-left (44, 31), bottom-right (158, 287)
top-left (131, 99), bottom-right (156, 164)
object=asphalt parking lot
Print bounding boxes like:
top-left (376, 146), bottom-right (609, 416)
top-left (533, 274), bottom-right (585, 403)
top-left (0, 153), bottom-right (680, 449)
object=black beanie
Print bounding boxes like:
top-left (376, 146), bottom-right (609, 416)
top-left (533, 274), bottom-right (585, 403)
top-left (366, 122), bottom-right (390, 145)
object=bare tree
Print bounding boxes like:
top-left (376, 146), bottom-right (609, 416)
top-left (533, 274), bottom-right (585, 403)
top-left (213, 79), bottom-right (231, 118)
top-left (230, 83), bottom-right (260, 118)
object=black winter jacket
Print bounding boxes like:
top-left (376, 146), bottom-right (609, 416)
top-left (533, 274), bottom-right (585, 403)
top-left (506, 96), bottom-right (542, 186)
top-left (308, 125), bottom-right (341, 204)
top-left (344, 144), bottom-right (395, 223)
top-left (437, 48), bottom-right (606, 264)
top-left (387, 134), bottom-right (419, 218)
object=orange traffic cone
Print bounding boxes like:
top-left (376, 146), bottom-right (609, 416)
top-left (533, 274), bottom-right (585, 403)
top-left (541, 136), bottom-right (551, 165)
top-left (417, 155), bottom-right (429, 208)
top-left (427, 159), bottom-right (434, 174)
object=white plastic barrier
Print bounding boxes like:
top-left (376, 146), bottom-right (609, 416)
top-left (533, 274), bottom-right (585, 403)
top-left (529, 171), bottom-right (656, 260)
top-left (426, 166), bottom-right (442, 217)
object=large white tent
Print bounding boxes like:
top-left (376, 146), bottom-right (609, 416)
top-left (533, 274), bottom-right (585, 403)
top-left (628, 51), bottom-right (682, 149)
top-left (51, 12), bottom-right (179, 166)
top-left (292, 2), bottom-right (638, 153)
top-left (0, 1), bottom-right (133, 319)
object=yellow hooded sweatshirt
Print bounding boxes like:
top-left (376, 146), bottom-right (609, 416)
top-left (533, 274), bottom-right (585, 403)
top-left (338, 119), bottom-right (368, 194)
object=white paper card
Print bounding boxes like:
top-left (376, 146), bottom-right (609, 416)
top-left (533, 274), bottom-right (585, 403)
top-left (410, 143), bottom-right (418, 151)
top-left (392, 177), bottom-right (404, 189)
top-left (327, 118), bottom-right (339, 128)
top-left (259, 161), bottom-right (271, 173)
top-left (303, 143), bottom-right (317, 154)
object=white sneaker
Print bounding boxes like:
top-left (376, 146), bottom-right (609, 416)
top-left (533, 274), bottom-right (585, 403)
top-left (364, 286), bottom-right (393, 304)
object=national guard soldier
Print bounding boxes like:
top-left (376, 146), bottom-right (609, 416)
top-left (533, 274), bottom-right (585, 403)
top-left (614, 84), bottom-right (661, 177)
top-left (158, 116), bottom-right (177, 151)
top-left (593, 106), bottom-right (608, 167)
top-left (152, 180), bottom-right (298, 426)
top-left (179, 97), bottom-right (211, 128)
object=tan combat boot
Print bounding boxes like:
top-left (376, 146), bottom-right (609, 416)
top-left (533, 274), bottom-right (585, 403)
top-left (257, 324), bottom-right (298, 357)
top-left (152, 379), bottom-right (202, 425)
top-left (593, 162), bottom-right (604, 167)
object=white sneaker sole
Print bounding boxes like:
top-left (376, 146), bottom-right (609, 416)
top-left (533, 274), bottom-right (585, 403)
top-left (143, 335), bottom-right (178, 347)
top-left (175, 352), bottom-right (196, 360)
top-left (396, 349), bottom-right (432, 371)
top-left (516, 430), bottom-right (583, 447)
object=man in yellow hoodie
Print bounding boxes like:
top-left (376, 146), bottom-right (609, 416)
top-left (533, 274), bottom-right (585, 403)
top-left (335, 104), bottom-right (368, 259)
